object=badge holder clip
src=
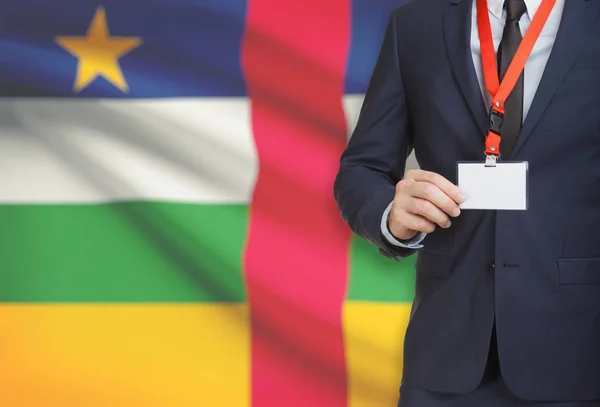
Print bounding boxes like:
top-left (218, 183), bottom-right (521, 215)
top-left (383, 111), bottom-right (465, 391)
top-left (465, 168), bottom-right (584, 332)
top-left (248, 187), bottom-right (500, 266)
top-left (485, 154), bottom-right (498, 167)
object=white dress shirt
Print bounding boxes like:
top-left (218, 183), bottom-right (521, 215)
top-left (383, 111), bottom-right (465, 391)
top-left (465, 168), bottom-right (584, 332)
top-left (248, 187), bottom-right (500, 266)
top-left (381, 0), bottom-right (565, 248)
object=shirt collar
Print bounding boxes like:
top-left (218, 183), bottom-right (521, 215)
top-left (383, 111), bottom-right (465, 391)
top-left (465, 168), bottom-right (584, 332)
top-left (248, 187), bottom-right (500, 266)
top-left (487, 0), bottom-right (543, 20)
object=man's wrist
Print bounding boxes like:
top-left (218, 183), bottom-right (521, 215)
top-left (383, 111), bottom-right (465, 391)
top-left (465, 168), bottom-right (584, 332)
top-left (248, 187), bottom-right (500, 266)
top-left (386, 210), bottom-right (418, 241)
top-left (381, 202), bottom-right (425, 248)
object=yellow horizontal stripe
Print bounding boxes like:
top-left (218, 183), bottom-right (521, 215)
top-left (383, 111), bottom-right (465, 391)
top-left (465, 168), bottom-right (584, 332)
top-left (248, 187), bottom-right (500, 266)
top-left (0, 304), bottom-right (249, 407)
top-left (343, 302), bottom-right (412, 407)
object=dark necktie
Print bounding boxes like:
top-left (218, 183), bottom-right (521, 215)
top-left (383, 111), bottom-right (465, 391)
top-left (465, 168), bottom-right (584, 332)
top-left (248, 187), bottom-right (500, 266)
top-left (497, 0), bottom-right (527, 159)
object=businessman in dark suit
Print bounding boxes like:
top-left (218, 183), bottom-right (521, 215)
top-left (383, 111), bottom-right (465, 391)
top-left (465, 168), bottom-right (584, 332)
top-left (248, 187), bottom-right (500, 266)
top-left (334, 0), bottom-right (600, 405)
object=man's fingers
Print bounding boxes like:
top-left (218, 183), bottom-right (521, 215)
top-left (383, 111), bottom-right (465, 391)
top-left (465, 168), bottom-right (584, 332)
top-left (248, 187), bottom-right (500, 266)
top-left (411, 182), bottom-right (461, 218)
top-left (406, 198), bottom-right (451, 228)
top-left (394, 170), bottom-right (463, 233)
top-left (391, 210), bottom-right (436, 235)
top-left (406, 169), bottom-right (465, 204)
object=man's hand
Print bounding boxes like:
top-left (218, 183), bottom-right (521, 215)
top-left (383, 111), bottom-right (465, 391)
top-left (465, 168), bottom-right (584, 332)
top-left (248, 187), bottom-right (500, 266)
top-left (388, 169), bottom-right (465, 241)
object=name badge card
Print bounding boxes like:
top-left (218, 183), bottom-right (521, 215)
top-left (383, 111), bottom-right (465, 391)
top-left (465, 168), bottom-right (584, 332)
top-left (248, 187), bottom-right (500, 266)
top-left (457, 162), bottom-right (528, 210)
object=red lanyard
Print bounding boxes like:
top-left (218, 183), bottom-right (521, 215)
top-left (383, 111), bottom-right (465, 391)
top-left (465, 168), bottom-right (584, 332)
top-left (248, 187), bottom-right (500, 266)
top-left (477, 0), bottom-right (556, 157)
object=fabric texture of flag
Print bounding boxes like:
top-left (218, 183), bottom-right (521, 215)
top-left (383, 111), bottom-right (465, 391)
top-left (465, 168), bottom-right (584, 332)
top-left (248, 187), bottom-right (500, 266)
top-left (0, 0), bottom-right (415, 406)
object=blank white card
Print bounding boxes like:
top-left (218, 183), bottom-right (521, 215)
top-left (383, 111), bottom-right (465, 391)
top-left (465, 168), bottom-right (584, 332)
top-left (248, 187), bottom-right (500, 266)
top-left (457, 162), bottom-right (528, 210)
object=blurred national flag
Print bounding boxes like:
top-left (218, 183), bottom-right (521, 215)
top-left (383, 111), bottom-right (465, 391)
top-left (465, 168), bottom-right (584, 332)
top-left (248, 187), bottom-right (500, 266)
top-left (0, 0), bottom-right (416, 406)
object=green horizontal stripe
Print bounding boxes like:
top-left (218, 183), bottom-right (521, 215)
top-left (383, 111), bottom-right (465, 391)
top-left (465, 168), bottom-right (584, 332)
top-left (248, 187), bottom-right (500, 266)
top-left (348, 236), bottom-right (416, 302)
top-left (0, 203), bottom-right (248, 302)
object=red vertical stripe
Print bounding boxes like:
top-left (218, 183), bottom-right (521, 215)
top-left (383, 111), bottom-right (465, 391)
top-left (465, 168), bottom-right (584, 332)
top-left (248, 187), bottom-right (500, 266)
top-left (242, 1), bottom-right (352, 406)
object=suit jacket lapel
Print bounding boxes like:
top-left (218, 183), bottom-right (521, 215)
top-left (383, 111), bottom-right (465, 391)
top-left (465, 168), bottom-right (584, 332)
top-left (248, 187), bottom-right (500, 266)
top-left (444, 0), bottom-right (489, 137)
top-left (513, 0), bottom-right (600, 156)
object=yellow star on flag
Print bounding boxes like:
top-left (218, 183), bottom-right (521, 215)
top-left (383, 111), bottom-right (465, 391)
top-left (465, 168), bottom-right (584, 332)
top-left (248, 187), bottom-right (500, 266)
top-left (55, 6), bottom-right (142, 93)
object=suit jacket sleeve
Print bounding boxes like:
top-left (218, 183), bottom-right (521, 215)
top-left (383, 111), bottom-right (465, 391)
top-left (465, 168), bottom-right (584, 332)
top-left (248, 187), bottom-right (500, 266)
top-left (334, 10), bottom-right (416, 260)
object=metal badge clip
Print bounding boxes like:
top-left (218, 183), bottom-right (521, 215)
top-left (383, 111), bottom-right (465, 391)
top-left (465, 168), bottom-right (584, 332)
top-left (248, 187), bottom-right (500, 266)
top-left (485, 154), bottom-right (498, 167)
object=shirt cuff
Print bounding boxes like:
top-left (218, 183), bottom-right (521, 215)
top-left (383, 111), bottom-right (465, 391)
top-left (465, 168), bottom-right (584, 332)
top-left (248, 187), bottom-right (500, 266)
top-left (381, 201), bottom-right (426, 249)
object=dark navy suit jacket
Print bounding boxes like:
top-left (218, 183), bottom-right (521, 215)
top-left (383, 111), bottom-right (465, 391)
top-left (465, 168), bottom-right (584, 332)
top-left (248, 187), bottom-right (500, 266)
top-left (334, 0), bottom-right (600, 401)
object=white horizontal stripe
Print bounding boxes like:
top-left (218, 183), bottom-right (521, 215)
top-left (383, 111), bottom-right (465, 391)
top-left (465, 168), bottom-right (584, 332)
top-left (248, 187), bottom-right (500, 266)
top-left (0, 95), bottom-right (415, 205)
top-left (0, 98), bottom-right (258, 204)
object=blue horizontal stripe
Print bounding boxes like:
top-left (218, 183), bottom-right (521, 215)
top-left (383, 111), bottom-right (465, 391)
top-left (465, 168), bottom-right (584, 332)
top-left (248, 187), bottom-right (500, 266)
top-left (346, 0), bottom-right (407, 94)
top-left (0, 0), bottom-right (247, 97)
